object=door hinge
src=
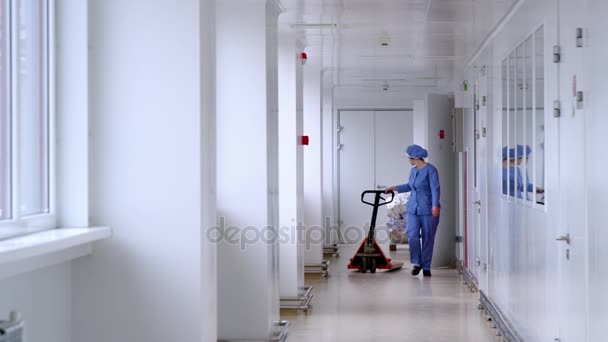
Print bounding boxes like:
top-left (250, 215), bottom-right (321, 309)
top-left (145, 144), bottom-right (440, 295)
top-left (553, 101), bottom-right (561, 117)
top-left (576, 91), bottom-right (584, 109)
top-left (476, 257), bottom-right (481, 266)
top-left (337, 125), bottom-right (344, 133)
top-left (455, 235), bottom-right (463, 243)
top-left (483, 263), bottom-right (487, 271)
top-left (576, 28), bottom-right (584, 48)
top-left (336, 144), bottom-right (344, 150)
top-left (482, 96), bottom-right (487, 107)
top-left (553, 45), bottom-right (561, 63)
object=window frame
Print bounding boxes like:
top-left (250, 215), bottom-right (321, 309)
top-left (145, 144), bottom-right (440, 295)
top-left (499, 22), bottom-right (546, 209)
top-left (0, 0), bottom-right (55, 240)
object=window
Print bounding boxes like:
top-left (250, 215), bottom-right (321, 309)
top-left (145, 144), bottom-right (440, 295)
top-left (501, 26), bottom-right (545, 206)
top-left (0, 0), bottom-right (52, 239)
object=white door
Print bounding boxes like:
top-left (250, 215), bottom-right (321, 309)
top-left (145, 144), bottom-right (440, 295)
top-left (375, 111), bottom-right (414, 229)
top-left (476, 68), bottom-right (490, 292)
top-left (469, 85), bottom-right (481, 283)
top-left (338, 110), bottom-right (374, 243)
top-left (338, 110), bottom-right (413, 243)
top-left (557, 0), bottom-right (588, 340)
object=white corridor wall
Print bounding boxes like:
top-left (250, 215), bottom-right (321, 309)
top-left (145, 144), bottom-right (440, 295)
top-left (461, 0), bottom-right (564, 340)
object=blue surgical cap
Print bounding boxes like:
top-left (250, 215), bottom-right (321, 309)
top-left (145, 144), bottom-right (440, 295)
top-left (502, 146), bottom-right (515, 160)
top-left (516, 145), bottom-right (524, 158)
top-left (516, 144), bottom-right (531, 159)
top-left (406, 144), bottom-right (428, 159)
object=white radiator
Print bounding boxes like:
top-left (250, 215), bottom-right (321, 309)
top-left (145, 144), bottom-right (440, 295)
top-left (0, 311), bottom-right (23, 342)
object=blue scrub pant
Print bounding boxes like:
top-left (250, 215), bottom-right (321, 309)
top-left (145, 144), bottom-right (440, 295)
top-left (406, 213), bottom-right (439, 270)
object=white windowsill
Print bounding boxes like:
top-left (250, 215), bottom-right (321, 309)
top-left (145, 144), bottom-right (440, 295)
top-left (0, 227), bottom-right (111, 279)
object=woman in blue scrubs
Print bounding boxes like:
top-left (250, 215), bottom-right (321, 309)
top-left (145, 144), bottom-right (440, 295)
top-left (385, 145), bottom-right (440, 277)
top-left (502, 146), bottom-right (517, 197)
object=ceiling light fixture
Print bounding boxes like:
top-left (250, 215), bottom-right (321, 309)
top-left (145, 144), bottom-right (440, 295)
top-left (291, 23), bottom-right (338, 28)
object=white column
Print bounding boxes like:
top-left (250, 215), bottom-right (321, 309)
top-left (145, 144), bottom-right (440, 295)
top-left (303, 58), bottom-right (324, 265)
top-left (200, 0), bottom-right (217, 340)
top-left (321, 72), bottom-right (336, 244)
top-left (278, 25), bottom-right (305, 298)
top-left (216, 0), bottom-right (282, 340)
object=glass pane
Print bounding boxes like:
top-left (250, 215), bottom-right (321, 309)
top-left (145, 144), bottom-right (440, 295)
top-left (508, 51), bottom-right (516, 197)
top-left (516, 44), bottom-right (525, 199)
top-left (0, 0), bottom-right (10, 220)
top-left (501, 59), bottom-right (508, 195)
top-left (18, 0), bottom-right (49, 216)
top-left (524, 36), bottom-right (534, 202)
top-left (535, 26), bottom-right (545, 205)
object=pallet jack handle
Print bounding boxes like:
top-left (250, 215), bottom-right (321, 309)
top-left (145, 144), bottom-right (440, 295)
top-left (361, 190), bottom-right (394, 245)
top-left (361, 190), bottom-right (394, 207)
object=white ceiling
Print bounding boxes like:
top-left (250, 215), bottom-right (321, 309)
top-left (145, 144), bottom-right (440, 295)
top-left (280, 0), bottom-right (517, 90)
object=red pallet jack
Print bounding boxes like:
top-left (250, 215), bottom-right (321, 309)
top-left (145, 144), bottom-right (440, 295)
top-left (348, 190), bottom-right (404, 273)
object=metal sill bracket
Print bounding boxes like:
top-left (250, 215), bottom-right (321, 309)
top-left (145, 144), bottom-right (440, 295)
top-left (280, 286), bottom-right (314, 312)
top-left (323, 243), bottom-right (340, 257)
top-left (218, 321), bottom-right (291, 342)
top-left (479, 291), bottom-right (522, 342)
top-left (0, 311), bottom-right (23, 342)
top-left (304, 260), bottom-right (330, 277)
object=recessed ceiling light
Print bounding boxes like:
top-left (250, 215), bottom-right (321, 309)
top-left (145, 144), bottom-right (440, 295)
top-left (291, 23), bottom-right (338, 28)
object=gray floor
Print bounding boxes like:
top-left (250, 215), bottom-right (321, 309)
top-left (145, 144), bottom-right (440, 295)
top-left (282, 244), bottom-right (500, 342)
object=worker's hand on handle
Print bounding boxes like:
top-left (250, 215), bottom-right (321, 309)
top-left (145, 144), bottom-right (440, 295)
top-left (384, 186), bottom-right (397, 194)
top-left (432, 206), bottom-right (440, 217)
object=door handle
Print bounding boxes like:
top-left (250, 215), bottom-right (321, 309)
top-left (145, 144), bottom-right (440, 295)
top-left (556, 234), bottom-right (570, 245)
top-left (377, 185), bottom-right (387, 190)
top-left (473, 200), bottom-right (481, 205)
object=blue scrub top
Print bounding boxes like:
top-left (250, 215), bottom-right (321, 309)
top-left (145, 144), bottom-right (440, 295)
top-left (517, 168), bottom-right (534, 199)
top-left (503, 167), bottom-right (517, 197)
top-left (396, 164), bottom-right (441, 216)
top-left (503, 167), bottom-right (534, 199)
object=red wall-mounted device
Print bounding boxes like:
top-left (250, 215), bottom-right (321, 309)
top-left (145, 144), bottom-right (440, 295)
top-left (439, 130), bottom-right (445, 140)
top-left (300, 135), bottom-right (309, 145)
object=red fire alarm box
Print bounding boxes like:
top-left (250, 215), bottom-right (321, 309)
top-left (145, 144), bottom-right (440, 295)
top-left (439, 130), bottom-right (445, 140)
top-left (300, 135), bottom-right (309, 145)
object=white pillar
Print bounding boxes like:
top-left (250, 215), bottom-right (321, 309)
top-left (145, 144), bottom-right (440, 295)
top-left (278, 25), bottom-right (305, 298)
top-left (200, 0), bottom-right (217, 340)
top-left (216, 0), bottom-right (282, 340)
top-left (303, 58), bottom-right (324, 265)
top-left (321, 72), bottom-right (336, 244)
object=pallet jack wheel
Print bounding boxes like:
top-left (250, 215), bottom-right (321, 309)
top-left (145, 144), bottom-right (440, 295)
top-left (369, 258), bottom-right (377, 273)
top-left (359, 257), bottom-right (368, 273)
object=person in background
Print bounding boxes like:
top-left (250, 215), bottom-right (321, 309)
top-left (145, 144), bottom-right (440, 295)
top-left (517, 144), bottom-right (544, 199)
top-left (385, 144), bottom-right (440, 277)
top-left (502, 146), bottom-right (517, 197)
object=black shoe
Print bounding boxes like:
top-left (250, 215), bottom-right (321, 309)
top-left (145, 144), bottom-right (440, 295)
top-left (411, 265), bottom-right (422, 276)
top-left (423, 270), bottom-right (432, 277)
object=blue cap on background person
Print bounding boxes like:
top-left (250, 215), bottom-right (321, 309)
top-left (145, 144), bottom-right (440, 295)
top-left (516, 144), bottom-right (533, 159)
top-left (406, 144), bottom-right (428, 159)
top-left (516, 144), bottom-right (525, 159)
top-left (502, 146), bottom-right (516, 160)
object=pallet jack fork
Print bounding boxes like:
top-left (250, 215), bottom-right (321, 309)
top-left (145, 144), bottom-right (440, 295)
top-left (347, 190), bottom-right (404, 273)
